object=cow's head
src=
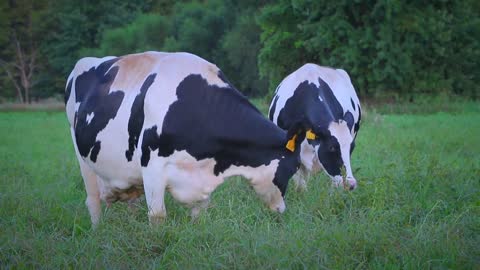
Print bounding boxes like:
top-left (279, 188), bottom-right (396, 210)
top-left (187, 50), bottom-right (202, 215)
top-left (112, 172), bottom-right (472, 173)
top-left (310, 120), bottom-right (357, 190)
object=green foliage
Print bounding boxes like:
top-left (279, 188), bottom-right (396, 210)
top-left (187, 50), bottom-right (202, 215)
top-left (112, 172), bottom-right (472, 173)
top-left (1, 108), bottom-right (479, 268)
top-left (84, 14), bottom-right (171, 57)
top-left (258, 0), bottom-right (480, 98)
top-left (162, 0), bottom-right (228, 62)
top-left (41, 0), bottom-right (151, 88)
top-left (0, 0), bottom-right (478, 101)
top-left (87, 0), bottom-right (268, 97)
top-left (220, 11), bottom-right (269, 96)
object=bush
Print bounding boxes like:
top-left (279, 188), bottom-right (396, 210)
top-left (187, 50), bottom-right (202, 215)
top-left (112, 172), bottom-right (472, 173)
top-left (258, 0), bottom-right (480, 99)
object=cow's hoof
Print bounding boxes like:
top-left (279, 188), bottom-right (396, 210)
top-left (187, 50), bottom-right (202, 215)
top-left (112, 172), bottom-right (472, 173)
top-left (148, 214), bottom-right (166, 225)
top-left (294, 183), bottom-right (307, 193)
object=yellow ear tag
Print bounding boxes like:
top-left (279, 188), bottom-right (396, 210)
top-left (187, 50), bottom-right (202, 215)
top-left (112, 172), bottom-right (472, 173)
top-left (286, 134), bottom-right (297, 152)
top-left (306, 129), bottom-right (316, 140)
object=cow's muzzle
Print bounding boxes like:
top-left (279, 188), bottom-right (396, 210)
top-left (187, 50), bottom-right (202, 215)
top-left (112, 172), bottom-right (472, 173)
top-left (332, 176), bottom-right (357, 190)
top-left (269, 200), bottom-right (286, 213)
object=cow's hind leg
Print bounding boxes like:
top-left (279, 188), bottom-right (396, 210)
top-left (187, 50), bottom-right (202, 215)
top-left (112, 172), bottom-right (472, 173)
top-left (142, 159), bottom-right (167, 225)
top-left (71, 130), bottom-right (102, 227)
top-left (79, 162), bottom-right (102, 227)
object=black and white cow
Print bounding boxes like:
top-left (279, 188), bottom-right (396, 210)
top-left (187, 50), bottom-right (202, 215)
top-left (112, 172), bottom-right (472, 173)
top-left (269, 64), bottom-right (361, 190)
top-left (65, 52), bottom-right (306, 226)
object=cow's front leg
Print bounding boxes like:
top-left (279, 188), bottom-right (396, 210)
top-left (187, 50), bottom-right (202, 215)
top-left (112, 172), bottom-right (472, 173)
top-left (293, 165), bottom-right (307, 192)
top-left (292, 165), bottom-right (309, 192)
top-left (190, 198), bottom-right (210, 219)
top-left (142, 161), bottom-right (167, 225)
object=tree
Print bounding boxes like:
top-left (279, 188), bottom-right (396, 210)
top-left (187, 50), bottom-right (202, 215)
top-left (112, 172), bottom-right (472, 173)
top-left (221, 12), bottom-right (269, 96)
top-left (41, 0), bottom-right (152, 93)
top-left (0, 0), bottom-right (48, 103)
top-left (257, 0), bottom-right (480, 99)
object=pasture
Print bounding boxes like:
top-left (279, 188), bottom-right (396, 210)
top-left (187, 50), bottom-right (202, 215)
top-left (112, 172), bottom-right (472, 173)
top-left (0, 102), bottom-right (479, 269)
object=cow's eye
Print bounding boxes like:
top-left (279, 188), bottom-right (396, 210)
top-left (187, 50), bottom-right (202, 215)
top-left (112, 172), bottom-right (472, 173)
top-left (329, 146), bottom-right (336, 152)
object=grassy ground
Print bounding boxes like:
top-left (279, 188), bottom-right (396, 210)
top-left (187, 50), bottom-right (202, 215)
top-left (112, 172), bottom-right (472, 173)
top-left (0, 104), bottom-right (479, 269)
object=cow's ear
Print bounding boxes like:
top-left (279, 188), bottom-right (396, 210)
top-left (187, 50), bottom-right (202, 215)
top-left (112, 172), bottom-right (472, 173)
top-left (285, 120), bottom-right (307, 152)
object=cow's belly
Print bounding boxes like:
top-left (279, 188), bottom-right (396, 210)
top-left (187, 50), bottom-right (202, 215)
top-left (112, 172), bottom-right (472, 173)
top-left (84, 145), bottom-right (143, 203)
top-left (83, 108), bottom-right (144, 203)
top-left (162, 150), bottom-right (224, 205)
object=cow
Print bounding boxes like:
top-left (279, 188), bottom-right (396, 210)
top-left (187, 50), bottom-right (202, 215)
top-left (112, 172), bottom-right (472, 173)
top-left (65, 51), bottom-right (307, 226)
top-left (268, 63), bottom-right (361, 191)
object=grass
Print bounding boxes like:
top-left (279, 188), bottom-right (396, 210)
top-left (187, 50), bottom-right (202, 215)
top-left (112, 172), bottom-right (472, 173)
top-left (0, 103), bottom-right (479, 269)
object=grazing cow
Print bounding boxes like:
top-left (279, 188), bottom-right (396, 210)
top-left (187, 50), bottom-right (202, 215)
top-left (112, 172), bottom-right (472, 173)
top-left (65, 51), bottom-right (306, 226)
top-left (269, 64), bottom-right (361, 190)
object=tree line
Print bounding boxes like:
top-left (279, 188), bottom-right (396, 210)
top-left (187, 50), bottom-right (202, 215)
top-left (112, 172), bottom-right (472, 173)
top-left (0, 0), bottom-right (478, 103)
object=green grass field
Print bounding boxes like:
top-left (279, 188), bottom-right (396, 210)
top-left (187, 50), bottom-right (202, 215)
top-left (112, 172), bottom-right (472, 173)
top-left (1, 103), bottom-right (479, 269)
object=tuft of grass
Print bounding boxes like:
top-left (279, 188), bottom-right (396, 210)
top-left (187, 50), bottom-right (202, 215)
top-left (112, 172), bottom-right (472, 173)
top-left (1, 104), bottom-right (479, 268)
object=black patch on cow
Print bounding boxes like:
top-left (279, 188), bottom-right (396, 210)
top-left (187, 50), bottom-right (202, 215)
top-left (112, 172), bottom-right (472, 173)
top-left (317, 135), bottom-right (343, 177)
top-left (344, 111), bottom-right (354, 132)
top-left (269, 95), bottom-right (279, 121)
top-left (65, 78), bottom-right (73, 105)
top-left (141, 74), bottom-right (301, 195)
top-left (73, 57), bottom-right (124, 162)
top-left (354, 104), bottom-right (361, 135)
top-left (91, 141), bottom-right (101, 162)
top-left (125, 73), bottom-right (157, 161)
top-left (350, 98), bottom-right (355, 111)
top-left (350, 140), bottom-right (356, 155)
top-left (277, 78), bottom-right (344, 132)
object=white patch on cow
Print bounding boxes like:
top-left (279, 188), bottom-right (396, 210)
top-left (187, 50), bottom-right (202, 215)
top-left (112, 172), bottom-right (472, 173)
top-left (222, 159), bottom-right (285, 213)
top-left (86, 112), bottom-right (94, 124)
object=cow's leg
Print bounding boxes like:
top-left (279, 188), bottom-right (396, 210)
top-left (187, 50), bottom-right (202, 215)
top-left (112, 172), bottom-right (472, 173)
top-left (292, 165), bottom-right (309, 192)
top-left (70, 129), bottom-right (102, 227)
top-left (190, 198), bottom-right (210, 219)
top-left (292, 140), bottom-right (318, 192)
top-left (78, 159), bottom-right (102, 227)
top-left (142, 160), bottom-right (167, 224)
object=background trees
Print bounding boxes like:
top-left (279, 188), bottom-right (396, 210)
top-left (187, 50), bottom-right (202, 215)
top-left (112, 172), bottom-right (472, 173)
top-left (0, 0), bottom-right (478, 103)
